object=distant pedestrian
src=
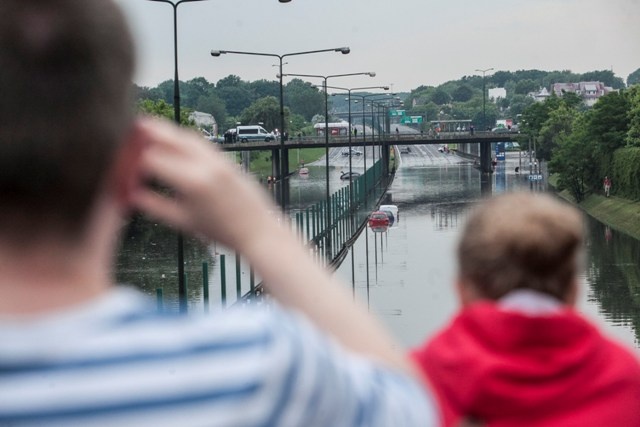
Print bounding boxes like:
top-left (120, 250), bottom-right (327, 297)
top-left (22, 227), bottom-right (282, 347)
top-left (354, 127), bottom-right (358, 138)
top-left (470, 124), bottom-right (475, 135)
top-left (603, 176), bottom-right (612, 197)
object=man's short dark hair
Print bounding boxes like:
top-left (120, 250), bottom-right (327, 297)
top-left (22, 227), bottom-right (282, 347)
top-left (0, 0), bottom-right (135, 244)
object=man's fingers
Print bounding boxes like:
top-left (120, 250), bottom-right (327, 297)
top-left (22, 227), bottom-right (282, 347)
top-left (130, 189), bottom-right (191, 232)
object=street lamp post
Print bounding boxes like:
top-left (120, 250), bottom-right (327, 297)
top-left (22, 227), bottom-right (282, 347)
top-left (146, 0), bottom-right (217, 314)
top-left (211, 47), bottom-right (350, 212)
top-left (476, 67), bottom-right (494, 173)
top-left (147, 0), bottom-right (292, 313)
top-left (475, 68), bottom-right (494, 131)
top-left (280, 72), bottom-right (376, 259)
top-left (326, 85), bottom-right (389, 223)
top-left (350, 93), bottom-right (393, 201)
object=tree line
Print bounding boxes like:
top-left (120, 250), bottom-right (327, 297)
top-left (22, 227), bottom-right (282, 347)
top-left (135, 75), bottom-right (325, 135)
top-left (134, 67), bottom-right (640, 150)
top-left (519, 85), bottom-right (640, 202)
top-left (404, 69), bottom-right (636, 131)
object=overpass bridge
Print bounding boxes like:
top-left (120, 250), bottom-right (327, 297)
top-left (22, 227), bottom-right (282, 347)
top-left (218, 131), bottom-right (521, 174)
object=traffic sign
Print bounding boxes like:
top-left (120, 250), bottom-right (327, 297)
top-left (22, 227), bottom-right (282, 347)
top-left (389, 109), bottom-right (406, 117)
top-left (401, 115), bottom-right (423, 124)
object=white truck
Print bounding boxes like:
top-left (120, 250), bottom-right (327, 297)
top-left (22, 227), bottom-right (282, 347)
top-left (236, 125), bottom-right (275, 142)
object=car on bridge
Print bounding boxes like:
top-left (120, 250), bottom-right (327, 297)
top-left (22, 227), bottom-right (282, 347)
top-left (341, 148), bottom-right (362, 156)
top-left (236, 125), bottom-right (276, 142)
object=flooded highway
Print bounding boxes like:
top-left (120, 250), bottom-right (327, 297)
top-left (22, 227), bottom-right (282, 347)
top-left (117, 148), bottom-right (640, 352)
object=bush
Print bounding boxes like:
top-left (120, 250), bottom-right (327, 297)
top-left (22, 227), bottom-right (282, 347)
top-left (611, 147), bottom-right (640, 200)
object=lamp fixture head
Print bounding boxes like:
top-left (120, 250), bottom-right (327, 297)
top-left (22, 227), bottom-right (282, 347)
top-left (210, 50), bottom-right (225, 57)
top-left (337, 47), bottom-right (350, 54)
top-left (367, 72), bottom-right (376, 77)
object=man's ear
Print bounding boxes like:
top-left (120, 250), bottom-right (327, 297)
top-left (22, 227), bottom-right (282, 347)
top-left (107, 120), bottom-right (146, 212)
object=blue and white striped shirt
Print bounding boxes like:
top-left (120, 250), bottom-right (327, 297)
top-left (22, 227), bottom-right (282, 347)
top-left (0, 287), bottom-right (437, 426)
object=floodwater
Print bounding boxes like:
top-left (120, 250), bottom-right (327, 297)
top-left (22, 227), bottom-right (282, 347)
top-left (116, 150), bottom-right (640, 351)
top-left (335, 162), bottom-right (640, 351)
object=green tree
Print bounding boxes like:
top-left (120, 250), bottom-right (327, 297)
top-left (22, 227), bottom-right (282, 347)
top-left (514, 79), bottom-right (538, 95)
top-left (249, 79), bottom-right (280, 99)
top-left (133, 84), bottom-right (162, 102)
top-left (549, 115), bottom-right (596, 202)
top-left (489, 71), bottom-right (513, 88)
top-left (430, 88), bottom-right (451, 105)
top-left (216, 74), bottom-right (244, 90)
top-left (627, 68), bottom-right (640, 87)
top-left (410, 101), bottom-right (440, 123)
top-left (287, 114), bottom-right (308, 135)
top-left (239, 96), bottom-right (284, 131)
top-left (137, 99), bottom-right (194, 126)
top-left (451, 85), bottom-right (473, 102)
top-left (181, 77), bottom-right (215, 108)
top-left (537, 104), bottom-right (578, 161)
top-left (580, 70), bottom-right (625, 90)
top-left (626, 85), bottom-right (640, 146)
top-left (586, 91), bottom-right (630, 154)
top-left (196, 93), bottom-right (227, 129)
top-left (508, 94), bottom-right (535, 118)
top-left (284, 79), bottom-right (324, 121)
top-left (218, 86), bottom-right (253, 116)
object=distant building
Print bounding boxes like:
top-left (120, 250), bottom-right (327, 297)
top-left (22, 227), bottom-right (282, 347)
top-left (488, 88), bottom-right (506, 102)
top-left (529, 87), bottom-right (551, 102)
top-left (189, 111), bottom-right (218, 135)
top-left (551, 81), bottom-right (614, 107)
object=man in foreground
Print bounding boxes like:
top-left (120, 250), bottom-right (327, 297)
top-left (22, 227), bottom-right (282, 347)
top-left (411, 193), bottom-right (640, 426)
top-left (0, 1), bottom-right (437, 425)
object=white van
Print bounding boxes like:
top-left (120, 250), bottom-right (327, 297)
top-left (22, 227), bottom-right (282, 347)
top-left (236, 125), bottom-right (275, 142)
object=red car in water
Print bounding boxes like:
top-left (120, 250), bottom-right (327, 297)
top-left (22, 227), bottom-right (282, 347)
top-left (368, 211), bottom-right (390, 227)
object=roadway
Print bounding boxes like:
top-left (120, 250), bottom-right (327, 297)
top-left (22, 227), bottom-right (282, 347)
top-left (393, 124), bottom-right (468, 168)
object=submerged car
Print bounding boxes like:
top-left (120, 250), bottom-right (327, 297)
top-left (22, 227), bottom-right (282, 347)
top-left (379, 205), bottom-right (398, 226)
top-left (341, 148), bottom-right (362, 156)
top-left (368, 211), bottom-right (390, 227)
top-left (340, 171), bottom-right (361, 180)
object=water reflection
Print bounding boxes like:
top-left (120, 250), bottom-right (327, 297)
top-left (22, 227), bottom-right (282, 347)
top-left (116, 216), bottom-right (214, 312)
top-left (581, 217), bottom-right (640, 347)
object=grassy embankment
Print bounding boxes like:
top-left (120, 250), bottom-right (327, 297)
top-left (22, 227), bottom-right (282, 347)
top-left (246, 146), bottom-right (399, 178)
top-left (231, 148), bottom-right (326, 180)
top-left (549, 175), bottom-right (640, 240)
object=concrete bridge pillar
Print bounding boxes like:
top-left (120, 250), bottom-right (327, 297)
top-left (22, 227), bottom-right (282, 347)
top-left (271, 149), bottom-right (280, 179)
top-left (281, 149), bottom-right (289, 178)
top-left (480, 142), bottom-right (492, 174)
top-left (382, 142), bottom-right (390, 175)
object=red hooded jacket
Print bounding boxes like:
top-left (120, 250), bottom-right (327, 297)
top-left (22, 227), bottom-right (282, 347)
top-left (411, 302), bottom-right (640, 427)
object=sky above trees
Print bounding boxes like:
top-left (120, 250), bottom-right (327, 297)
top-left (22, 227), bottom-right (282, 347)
top-left (117, 0), bottom-right (639, 92)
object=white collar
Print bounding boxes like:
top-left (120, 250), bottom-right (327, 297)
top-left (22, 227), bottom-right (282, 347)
top-left (498, 289), bottom-right (564, 315)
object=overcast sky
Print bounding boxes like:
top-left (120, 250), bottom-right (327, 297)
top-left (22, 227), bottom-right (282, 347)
top-left (116, 0), bottom-right (640, 92)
